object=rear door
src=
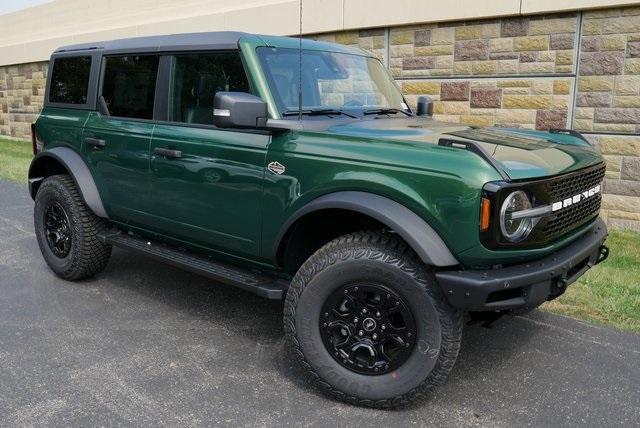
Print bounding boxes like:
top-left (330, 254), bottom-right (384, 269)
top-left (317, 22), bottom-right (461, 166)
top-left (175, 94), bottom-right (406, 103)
top-left (147, 52), bottom-right (270, 258)
top-left (82, 55), bottom-right (159, 225)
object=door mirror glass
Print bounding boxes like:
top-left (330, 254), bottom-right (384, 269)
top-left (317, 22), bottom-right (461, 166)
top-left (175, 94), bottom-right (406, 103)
top-left (213, 92), bottom-right (268, 128)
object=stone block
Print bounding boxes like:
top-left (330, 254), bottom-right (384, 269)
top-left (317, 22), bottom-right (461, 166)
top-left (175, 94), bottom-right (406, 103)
top-left (514, 36), bottom-right (550, 51)
top-left (501, 18), bottom-right (529, 37)
top-left (335, 32), bottom-right (359, 45)
top-left (582, 19), bottom-right (602, 36)
top-left (443, 101), bottom-right (470, 115)
top-left (497, 80), bottom-right (531, 88)
top-left (461, 115), bottom-right (494, 126)
top-left (415, 45), bottom-right (454, 56)
top-left (453, 62), bottom-right (473, 75)
top-left (454, 40), bottom-right (490, 61)
top-left (497, 59), bottom-right (519, 74)
top-left (628, 41), bottom-right (640, 58)
top-left (579, 51), bottom-right (625, 75)
top-left (402, 81), bottom-right (441, 95)
top-left (519, 62), bottom-right (555, 73)
top-left (496, 109), bottom-right (536, 124)
top-left (532, 80), bottom-right (554, 94)
top-left (555, 50), bottom-right (573, 66)
top-left (550, 33), bottom-right (575, 50)
top-left (553, 80), bottom-right (571, 95)
top-left (576, 92), bottom-right (612, 107)
top-left (580, 36), bottom-right (600, 52)
top-left (520, 52), bottom-right (537, 63)
top-left (614, 75), bottom-right (640, 95)
top-left (601, 34), bottom-right (627, 51)
top-left (535, 109), bottom-right (568, 130)
top-left (391, 30), bottom-right (414, 45)
top-left (430, 27), bottom-right (455, 45)
top-left (529, 17), bottom-right (577, 35)
top-left (626, 59), bottom-right (640, 74)
top-left (598, 136), bottom-right (640, 155)
top-left (603, 16), bottom-right (640, 34)
top-left (595, 108), bottom-right (640, 124)
top-left (414, 29), bottom-right (431, 47)
top-left (578, 76), bottom-right (614, 92)
top-left (622, 157), bottom-right (640, 181)
top-left (503, 95), bottom-right (552, 109)
top-left (575, 107), bottom-right (595, 119)
top-left (455, 25), bottom-right (482, 40)
top-left (614, 96), bottom-right (640, 108)
top-left (470, 88), bottom-right (502, 108)
top-left (440, 81), bottom-right (470, 101)
top-left (403, 57), bottom-right (435, 70)
top-left (490, 38), bottom-right (514, 53)
top-left (472, 61), bottom-right (498, 75)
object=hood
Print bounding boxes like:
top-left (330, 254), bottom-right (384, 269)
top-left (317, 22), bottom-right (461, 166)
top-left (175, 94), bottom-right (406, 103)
top-left (318, 117), bottom-right (602, 180)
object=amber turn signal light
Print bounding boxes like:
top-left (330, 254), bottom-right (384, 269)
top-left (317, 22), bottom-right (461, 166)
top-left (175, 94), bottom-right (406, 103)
top-left (480, 197), bottom-right (491, 232)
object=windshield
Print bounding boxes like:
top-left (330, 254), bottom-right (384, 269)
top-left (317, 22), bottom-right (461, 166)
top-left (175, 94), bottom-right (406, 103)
top-left (257, 47), bottom-right (408, 117)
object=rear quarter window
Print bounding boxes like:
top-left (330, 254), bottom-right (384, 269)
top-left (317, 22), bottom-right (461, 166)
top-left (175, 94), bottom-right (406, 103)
top-left (101, 55), bottom-right (159, 119)
top-left (49, 56), bottom-right (92, 104)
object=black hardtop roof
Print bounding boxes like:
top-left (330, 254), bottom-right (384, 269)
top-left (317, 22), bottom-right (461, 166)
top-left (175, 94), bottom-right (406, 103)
top-left (54, 31), bottom-right (250, 55)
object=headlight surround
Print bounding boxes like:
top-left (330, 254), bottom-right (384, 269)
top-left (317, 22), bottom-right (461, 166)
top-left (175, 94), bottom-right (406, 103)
top-left (499, 190), bottom-right (534, 242)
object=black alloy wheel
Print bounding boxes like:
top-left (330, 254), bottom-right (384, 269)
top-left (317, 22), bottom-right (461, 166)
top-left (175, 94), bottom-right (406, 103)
top-left (44, 201), bottom-right (72, 258)
top-left (320, 283), bottom-right (416, 375)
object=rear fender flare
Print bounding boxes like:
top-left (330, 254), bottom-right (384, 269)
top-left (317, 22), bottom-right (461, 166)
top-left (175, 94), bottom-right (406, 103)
top-left (28, 147), bottom-right (108, 218)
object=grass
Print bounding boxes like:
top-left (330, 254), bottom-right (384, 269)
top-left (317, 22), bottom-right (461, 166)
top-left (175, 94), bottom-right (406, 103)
top-left (544, 229), bottom-right (640, 333)
top-left (1, 137), bottom-right (639, 333)
top-left (0, 138), bottom-right (32, 183)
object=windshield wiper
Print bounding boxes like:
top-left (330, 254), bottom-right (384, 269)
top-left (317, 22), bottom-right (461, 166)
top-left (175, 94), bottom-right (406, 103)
top-left (282, 108), bottom-right (358, 118)
top-left (363, 108), bottom-right (413, 117)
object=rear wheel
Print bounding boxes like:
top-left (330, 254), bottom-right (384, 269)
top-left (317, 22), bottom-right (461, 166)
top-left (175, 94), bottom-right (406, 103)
top-left (284, 231), bottom-right (463, 408)
top-left (34, 174), bottom-right (111, 280)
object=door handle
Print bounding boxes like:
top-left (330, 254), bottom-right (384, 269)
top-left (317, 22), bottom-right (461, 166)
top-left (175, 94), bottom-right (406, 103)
top-left (154, 147), bottom-right (182, 158)
top-left (85, 137), bottom-right (106, 148)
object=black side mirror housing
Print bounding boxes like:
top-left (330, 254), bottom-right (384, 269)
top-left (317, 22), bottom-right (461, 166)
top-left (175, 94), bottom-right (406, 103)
top-left (416, 95), bottom-right (433, 117)
top-left (213, 92), bottom-right (268, 128)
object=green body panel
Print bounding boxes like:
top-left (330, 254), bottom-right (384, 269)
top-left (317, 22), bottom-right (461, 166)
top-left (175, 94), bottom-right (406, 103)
top-left (33, 34), bottom-right (606, 273)
top-left (82, 112), bottom-right (154, 226)
top-left (148, 124), bottom-right (270, 257)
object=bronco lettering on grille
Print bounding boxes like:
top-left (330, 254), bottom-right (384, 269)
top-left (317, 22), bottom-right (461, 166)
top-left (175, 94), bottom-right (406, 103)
top-left (551, 184), bottom-right (601, 212)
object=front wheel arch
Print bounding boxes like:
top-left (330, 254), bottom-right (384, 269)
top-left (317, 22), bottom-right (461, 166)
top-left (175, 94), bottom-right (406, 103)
top-left (274, 191), bottom-right (459, 268)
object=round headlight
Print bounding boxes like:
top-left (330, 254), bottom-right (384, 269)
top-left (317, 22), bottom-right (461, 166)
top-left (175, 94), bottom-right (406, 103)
top-left (500, 190), bottom-right (533, 242)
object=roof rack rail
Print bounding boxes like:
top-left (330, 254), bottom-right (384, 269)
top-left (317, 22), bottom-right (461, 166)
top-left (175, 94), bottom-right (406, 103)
top-left (548, 128), bottom-right (591, 145)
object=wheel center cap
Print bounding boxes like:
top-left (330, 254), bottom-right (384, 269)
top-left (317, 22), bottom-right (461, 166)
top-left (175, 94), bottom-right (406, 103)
top-left (363, 317), bottom-right (376, 332)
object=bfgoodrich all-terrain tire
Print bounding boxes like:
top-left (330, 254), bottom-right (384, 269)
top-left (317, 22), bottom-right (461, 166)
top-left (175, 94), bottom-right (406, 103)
top-left (34, 174), bottom-right (111, 280)
top-left (284, 231), bottom-right (463, 408)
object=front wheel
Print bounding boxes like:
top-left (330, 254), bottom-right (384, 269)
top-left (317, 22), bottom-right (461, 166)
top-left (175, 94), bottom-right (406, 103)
top-left (284, 231), bottom-right (463, 408)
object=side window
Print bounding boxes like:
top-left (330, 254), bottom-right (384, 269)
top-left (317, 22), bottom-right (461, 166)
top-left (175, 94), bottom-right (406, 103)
top-left (49, 56), bottom-right (92, 104)
top-left (102, 55), bottom-right (159, 119)
top-left (168, 52), bottom-right (249, 125)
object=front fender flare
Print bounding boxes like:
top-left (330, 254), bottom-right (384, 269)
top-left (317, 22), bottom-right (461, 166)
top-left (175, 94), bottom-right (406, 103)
top-left (28, 147), bottom-right (108, 218)
top-left (275, 191), bottom-right (459, 267)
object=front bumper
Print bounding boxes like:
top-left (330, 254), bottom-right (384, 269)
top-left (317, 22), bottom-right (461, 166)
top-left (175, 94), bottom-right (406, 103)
top-left (436, 218), bottom-right (608, 312)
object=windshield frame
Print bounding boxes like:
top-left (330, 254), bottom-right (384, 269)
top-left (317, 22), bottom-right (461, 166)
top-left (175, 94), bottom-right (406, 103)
top-left (256, 46), bottom-right (410, 119)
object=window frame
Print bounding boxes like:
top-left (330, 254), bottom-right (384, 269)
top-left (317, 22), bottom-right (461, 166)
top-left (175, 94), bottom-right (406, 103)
top-left (97, 53), bottom-right (161, 122)
top-left (44, 51), bottom-right (101, 110)
top-left (153, 49), bottom-right (257, 130)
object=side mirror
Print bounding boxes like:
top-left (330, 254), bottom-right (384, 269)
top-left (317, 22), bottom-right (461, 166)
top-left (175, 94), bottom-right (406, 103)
top-left (213, 92), bottom-right (268, 128)
top-left (416, 95), bottom-right (433, 117)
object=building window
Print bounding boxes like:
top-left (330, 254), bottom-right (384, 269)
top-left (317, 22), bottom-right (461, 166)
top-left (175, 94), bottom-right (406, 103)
top-left (168, 52), bottom-right (249, 125)
top-left (49, 56), bottom-right (92, 104)
top-left (102, 55), bottom-right (159, 119)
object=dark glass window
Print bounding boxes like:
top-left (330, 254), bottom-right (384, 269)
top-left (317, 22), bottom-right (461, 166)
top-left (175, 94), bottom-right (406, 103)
top-left (169, 52), bottom-right (249, 125)
top-left (49, 56), bottom-right (92, 104)
top-left (102, 55), bottom-right (159, 119)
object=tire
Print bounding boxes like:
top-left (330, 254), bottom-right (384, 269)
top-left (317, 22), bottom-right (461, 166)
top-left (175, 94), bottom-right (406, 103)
top-left (34, 174), bottom-right (111, 280)
top-left (284, 231), bottom-right (463, 408)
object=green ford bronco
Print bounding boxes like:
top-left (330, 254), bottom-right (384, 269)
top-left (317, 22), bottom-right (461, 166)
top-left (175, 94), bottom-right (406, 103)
top-left (29, 32), bottom-right (609, 407)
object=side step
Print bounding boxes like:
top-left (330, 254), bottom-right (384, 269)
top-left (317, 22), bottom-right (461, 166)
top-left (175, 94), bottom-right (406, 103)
top-left (98, 231), bottom-right (289, 299)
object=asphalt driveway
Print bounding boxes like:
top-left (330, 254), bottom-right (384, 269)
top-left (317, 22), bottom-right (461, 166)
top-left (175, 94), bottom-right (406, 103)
top-left (1, 179), bottom-right (639, 427)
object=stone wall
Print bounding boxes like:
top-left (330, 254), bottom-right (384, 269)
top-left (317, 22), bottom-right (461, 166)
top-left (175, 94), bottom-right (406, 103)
top-left (315, 6), bottom-right (640, 231)
top-left (0, 7), bottom-right (639, 230)
top-left (0, 62), bottom-right (48, 140)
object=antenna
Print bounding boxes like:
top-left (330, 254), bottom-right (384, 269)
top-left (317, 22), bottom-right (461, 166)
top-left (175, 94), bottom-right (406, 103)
top-left (298, 0), bottom-right (302, 121)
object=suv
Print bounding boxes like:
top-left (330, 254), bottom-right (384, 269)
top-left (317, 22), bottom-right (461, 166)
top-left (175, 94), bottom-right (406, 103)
top-left (29, 32), bottom-right (609, 408)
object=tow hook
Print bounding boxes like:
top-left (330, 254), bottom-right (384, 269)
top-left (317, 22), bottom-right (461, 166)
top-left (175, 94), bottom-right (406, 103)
top-left (596, 245), bottom-right (609, 265)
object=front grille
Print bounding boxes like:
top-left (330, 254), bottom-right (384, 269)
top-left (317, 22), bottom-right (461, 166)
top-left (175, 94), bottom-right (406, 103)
top-left (541, 164), bottom-right (605, 240)
top-left (545, 164), bottom-right (606, 201)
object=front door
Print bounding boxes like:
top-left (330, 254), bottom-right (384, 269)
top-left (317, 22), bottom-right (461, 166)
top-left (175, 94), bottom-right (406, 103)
top-left (147, 52), bottom-right (270, 258)
top-left (82, 54), bottom-right (159, 225)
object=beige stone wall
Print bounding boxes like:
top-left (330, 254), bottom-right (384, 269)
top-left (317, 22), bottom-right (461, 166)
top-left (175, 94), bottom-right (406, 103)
top-left (0, 62), bottom-right (48, 140)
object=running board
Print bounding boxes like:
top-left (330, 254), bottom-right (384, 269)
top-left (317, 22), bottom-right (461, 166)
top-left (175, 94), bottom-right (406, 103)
top-left (98, 231), bottom-right (289, 299)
